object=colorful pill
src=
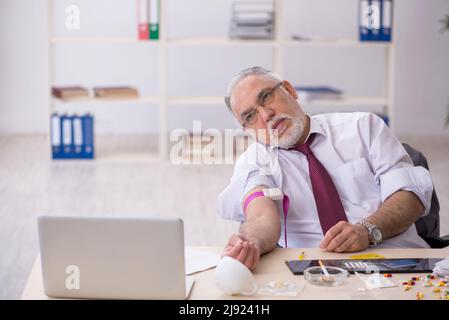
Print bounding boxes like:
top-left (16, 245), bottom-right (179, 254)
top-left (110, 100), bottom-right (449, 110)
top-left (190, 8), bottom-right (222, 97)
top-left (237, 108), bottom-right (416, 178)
top-left (416, 292), bottom-right (424, 300)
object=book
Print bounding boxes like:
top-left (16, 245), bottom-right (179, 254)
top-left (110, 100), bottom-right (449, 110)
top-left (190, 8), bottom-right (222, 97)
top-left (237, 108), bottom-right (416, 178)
top-left (137, 0), bottom-right (149, 40)
top-left (52, 86), bottom-right (90, 101)
top-left (149, 0), bottom-right (160, 40)
top-left (294, 86), bottom-right (343, 101)
top-left (93, 86), bottom-right (139, 99)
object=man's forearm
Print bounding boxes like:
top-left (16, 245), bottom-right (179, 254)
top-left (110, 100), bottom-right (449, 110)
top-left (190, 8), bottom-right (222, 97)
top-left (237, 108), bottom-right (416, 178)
top-left (366, 190), bottom-right (425, 239)
top-left (238, 186), bottom-right (281, 255)
top-left (239, 211), bottom-right (280, 255)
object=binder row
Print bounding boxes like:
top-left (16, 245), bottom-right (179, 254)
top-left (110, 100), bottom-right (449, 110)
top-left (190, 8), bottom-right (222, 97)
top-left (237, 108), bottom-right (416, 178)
top-left (51, 113), bottom-right (95, 159)
top-left (359, 0), bottom-right (393, 42)
top-left (137, 0), bottom-right (160, 40)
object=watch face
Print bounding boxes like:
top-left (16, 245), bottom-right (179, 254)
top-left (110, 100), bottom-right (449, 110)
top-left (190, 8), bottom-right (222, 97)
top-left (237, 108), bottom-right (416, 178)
top-left (373, 228), bottom-right (382, 241)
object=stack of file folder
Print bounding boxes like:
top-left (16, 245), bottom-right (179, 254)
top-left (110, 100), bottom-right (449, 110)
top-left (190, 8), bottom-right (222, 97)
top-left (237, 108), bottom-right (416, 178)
top-left (229, 1), bottom-right (275, 40)
top-left (294, 86), bottom-right (343, 101)
top-left (51, 113), bottom-right (94, 159)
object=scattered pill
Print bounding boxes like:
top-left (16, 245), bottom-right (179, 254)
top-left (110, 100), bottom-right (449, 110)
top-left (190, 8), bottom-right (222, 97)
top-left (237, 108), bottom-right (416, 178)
top-left (403, 285), bottom-right (412, 291)
top-left (383, 273), bottom-right (392, 278)
top-left (416, 292), bottom-right (424, 300)
top-left (438, 281), bottom-right (446, 287)
top-left (433, 288), bottom-right (441, 293)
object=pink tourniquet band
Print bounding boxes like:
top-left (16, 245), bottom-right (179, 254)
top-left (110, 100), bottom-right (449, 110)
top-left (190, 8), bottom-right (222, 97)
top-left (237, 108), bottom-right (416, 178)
top-left (243, 190), bottom-right (290, 248)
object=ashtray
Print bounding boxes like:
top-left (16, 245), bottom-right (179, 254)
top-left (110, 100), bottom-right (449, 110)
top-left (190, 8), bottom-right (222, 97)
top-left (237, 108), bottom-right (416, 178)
top-left (304, 266), bottom-right (348, 287)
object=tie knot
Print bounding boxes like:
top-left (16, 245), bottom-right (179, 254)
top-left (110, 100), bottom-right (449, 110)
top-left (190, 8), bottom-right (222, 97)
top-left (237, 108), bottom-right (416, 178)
top-left (295, 134), bottom-right (315, 157)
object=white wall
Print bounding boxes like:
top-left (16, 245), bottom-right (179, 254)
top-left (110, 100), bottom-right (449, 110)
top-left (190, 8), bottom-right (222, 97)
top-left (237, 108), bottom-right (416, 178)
top-left (0, 0), bottom-right (49, 133)
top-left (1, 0), bottom-right (448, 135)
top-left (394, 0), bottom-right (449, 136)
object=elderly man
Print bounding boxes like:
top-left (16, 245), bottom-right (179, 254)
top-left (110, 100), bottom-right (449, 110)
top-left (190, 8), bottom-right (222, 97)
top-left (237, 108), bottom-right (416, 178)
top-left (217, 66), bottom-right (433, 271)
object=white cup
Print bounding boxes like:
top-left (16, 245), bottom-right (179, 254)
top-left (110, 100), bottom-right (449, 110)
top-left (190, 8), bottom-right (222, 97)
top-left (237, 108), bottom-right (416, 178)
top-left (214, 256), bottom-right (258, 296)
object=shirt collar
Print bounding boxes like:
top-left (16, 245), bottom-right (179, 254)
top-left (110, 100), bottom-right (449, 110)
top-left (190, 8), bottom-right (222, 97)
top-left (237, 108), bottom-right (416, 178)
top-left (305, 113), bottom-right (326, 143)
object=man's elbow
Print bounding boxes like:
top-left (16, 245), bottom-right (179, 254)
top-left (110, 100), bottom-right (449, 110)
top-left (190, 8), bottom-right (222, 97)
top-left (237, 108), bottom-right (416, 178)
top-left (407, 191), bottom-right (426, 221)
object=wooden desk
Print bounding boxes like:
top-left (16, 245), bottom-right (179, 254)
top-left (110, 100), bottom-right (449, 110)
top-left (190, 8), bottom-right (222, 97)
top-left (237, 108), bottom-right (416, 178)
top-left (22, 247), bottom-right (449, 300)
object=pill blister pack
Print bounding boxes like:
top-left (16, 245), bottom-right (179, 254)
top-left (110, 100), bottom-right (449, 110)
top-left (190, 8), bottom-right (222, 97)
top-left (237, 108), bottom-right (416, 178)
top-left (344, 261), bottom-right (370, 270)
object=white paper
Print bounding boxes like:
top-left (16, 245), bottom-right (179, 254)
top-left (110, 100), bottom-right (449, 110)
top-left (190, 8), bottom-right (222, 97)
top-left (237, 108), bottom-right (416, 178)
top-left (433, 257), bottom-right (449, 276)
top-left (185, 248), bottom-right (221, 276)
top-left (354, 272), bottom-right (397, 290)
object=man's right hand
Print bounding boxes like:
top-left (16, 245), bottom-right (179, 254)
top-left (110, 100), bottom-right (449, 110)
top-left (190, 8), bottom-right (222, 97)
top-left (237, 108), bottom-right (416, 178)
top-left (221, 234), bottom-right (260, 271)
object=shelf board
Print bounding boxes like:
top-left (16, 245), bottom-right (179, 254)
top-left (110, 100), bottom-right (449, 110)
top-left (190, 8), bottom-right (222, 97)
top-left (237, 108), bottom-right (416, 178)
top-left (50, 37), bottom-right (159, 44)
top-left (168, 95), bottom-right (388, 108)
top-left (285, 38), bottom-right (392, 47)
top-left (168, 96), bottom-right (224, 105)
top-left (166, 37), bottom-right (275, 46)
top-left (51, 96), bottom-right (160, 104)
top-left (50, 36), bottom-right (392, 48)
top-left (51, 95), bottom-right (388, 109)
top-left (95, 152), bottom-right (162, 163)
top-left (301, 96), bottom-right (388, 107)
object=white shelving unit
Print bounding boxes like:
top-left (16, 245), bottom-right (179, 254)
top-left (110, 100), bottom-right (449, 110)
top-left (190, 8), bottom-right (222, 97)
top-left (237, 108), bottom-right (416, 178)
top-left (48, 0), bottom-right (395, 161)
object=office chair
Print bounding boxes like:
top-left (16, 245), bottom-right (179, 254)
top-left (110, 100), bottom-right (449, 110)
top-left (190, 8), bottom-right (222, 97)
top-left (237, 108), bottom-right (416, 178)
top-left (403, 143), bottom-right (449, 248)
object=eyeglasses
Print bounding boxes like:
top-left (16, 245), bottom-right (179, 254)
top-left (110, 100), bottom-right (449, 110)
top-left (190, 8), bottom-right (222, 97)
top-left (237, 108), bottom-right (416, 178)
top-left (225, 82), bottom-right (283, 128)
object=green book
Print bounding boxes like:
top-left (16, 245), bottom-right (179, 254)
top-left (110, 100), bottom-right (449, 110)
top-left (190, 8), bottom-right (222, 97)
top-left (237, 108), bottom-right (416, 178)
top-left (149, 0), bottom-right (159, 40)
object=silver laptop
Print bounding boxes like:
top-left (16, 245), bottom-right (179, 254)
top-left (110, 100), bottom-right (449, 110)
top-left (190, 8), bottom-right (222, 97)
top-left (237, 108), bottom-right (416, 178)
top-left (37, 215), bottom-right (194, 299)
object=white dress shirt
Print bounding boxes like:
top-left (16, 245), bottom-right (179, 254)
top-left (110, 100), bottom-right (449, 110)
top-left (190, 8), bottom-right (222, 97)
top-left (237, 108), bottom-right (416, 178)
top-left (217, 112), bottom-right (434, 248)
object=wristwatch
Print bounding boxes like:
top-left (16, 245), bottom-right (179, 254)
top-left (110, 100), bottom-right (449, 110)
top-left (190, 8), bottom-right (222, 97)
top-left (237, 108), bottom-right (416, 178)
top-left (357, 220), bottom-right (383, 245)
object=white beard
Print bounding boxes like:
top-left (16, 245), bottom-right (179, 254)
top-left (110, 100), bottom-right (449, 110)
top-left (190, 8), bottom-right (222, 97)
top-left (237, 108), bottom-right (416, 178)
top-left (267, 114), bottom-right (304, 149)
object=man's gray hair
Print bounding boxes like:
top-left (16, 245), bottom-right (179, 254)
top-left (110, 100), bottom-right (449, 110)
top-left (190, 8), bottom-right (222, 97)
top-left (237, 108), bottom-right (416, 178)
top-left (224, 66), bottom-right (282, 112)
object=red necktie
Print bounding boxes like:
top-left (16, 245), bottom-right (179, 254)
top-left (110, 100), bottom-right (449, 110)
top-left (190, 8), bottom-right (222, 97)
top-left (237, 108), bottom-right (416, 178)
top-left (295, 134), bottom-right (348, 235)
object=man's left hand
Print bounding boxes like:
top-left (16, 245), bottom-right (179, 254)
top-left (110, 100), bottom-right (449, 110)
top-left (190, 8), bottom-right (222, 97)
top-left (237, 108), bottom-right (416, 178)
top-left (319, 221), bottom-right (370, 252)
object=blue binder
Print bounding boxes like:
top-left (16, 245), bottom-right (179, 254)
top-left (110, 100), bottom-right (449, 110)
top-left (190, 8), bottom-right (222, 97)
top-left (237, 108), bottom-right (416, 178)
top-left (60, 114), bottom-right (73, 158)
top-left (359, 0), bottom-right (370, 41)
top-left (380, 0), bottom-right (393, 42)
top-left (370, 0), bottom-right (382, 41)
top-left (72, 114), bottom-right (84, 158)
top-left (82, 114), bottom-right (95, 159)
top-left (359, 0), bottom-right (382, 41)
top-left (51, 113), bottom-right (63, 159)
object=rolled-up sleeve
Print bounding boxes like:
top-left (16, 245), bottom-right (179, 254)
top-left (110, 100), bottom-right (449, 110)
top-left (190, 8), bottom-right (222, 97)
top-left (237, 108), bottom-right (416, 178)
top-left (379, 166), bottom-right (433, 216)
top-left (362, 113), bottom-right (434, 216)
top-left (217, 144), bottom-right (277, 222)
